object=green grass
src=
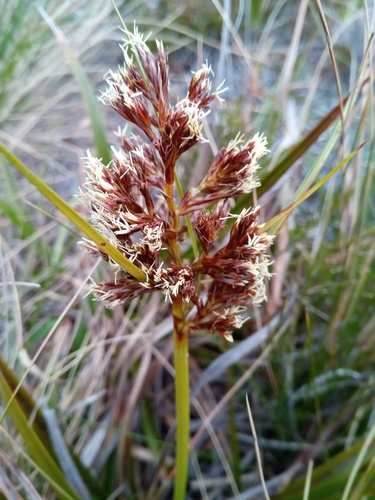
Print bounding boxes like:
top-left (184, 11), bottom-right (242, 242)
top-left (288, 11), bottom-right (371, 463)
top-left (0, 1), bottom-right (374, 499)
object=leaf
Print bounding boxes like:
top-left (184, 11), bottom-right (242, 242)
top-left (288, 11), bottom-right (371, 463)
top-left (262, 141), bottom-right (368, 234)
top-left (235, 73), bottom-right (370, 214)
top-left (42, 408), bottom-right (91, 500)
top-left (0, 356), bottom-right (104, 499)
top-left (0, 143), bottom-right (146, 282)
top-left (233, 93), bottom-right (349, 214)
top-left (0, 357), bottom-right (80, 500)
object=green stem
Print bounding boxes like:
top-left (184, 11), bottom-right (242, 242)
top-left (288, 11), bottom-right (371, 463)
top-left (172, 298), bottom-right (190, 500)
top-left (164, 169), bottom-right (190, 499)
top-left (174, 171), bottom-right (199, 259)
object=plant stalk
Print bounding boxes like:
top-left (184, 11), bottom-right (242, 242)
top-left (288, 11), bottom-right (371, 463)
top-left (172, 296), bottom-right (190, 500)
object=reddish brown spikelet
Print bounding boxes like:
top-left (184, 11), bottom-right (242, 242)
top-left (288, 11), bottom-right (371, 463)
top-left (194, 201), bottom-right (230, 254)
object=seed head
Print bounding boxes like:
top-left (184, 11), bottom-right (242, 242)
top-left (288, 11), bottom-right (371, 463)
top-left (80, 26), bottom-right (274, 341)
top-left (180, 133), bottom-right (268, 214)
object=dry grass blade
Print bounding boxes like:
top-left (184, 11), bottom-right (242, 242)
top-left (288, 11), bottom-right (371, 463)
top-left (193, 398), bottom-right (241, 498)
top-left (245, 394), bottom-right (270, 500)
top-left (36, 5), bottom-right (111, 165)
top-left (278, 0), bottom-right (309, 100)
top-left (211, 0), bottom-right (251, 69)
top-left (315, 0), bottom-right (345, 131)
top-left (302, 460), bottom-right (313, 500)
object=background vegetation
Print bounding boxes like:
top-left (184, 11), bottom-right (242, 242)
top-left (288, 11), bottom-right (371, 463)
top-left (0, 0), bottom-right (374, 499)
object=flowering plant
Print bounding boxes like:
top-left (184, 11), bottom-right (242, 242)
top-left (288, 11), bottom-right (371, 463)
top-left (80, 28), bottom-right (273, 342)
top-left (79, 26), bottom-right (274, 498)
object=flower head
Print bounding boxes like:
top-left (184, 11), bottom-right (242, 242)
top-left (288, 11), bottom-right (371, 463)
top-left (80, 26), bottom-right (274, 342)
top-left (180, 133), bottom-right (268, 214)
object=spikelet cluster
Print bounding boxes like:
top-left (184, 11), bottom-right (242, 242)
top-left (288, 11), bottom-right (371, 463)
top-left (80, 27), bottom-right (273, 342)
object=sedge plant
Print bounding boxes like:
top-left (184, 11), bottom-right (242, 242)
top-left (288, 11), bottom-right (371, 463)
top-left (77, 26), bottom-right (274, 499)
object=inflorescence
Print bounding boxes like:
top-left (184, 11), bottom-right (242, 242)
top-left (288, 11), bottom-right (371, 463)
top-left (79, 27), bottom-right (274, 342)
